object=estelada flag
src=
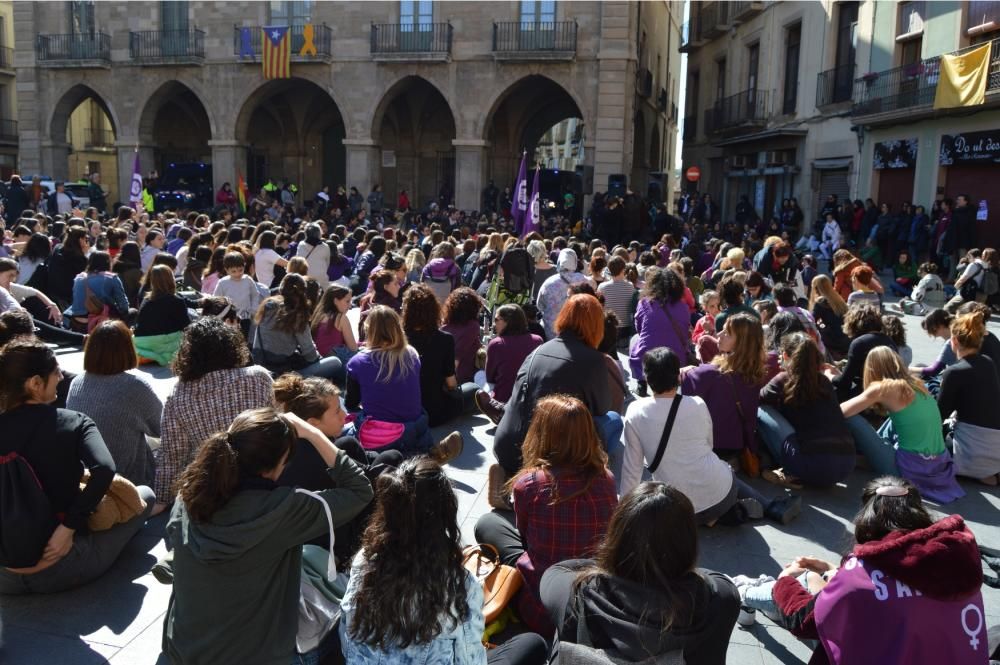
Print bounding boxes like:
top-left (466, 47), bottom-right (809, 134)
top-left (236, 172), bottom-right (248, 212)
top-left (262, 26), bottom-right (291, 79)
top-left (934, 42), bottom-right (991, 109)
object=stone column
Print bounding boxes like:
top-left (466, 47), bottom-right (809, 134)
top-left (452, 139), bottom-right (489, 211)
top-left (208, 139), bottom-right (249, 196)
top-left (115, 141), bottom-right (156, 209)
top-left (40, 141), bottom-right (72, 181)
top-left (343, 138), bottom-right (379, 199)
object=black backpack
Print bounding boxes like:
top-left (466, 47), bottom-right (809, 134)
top-left (0, 420), bottom-right (57, 568)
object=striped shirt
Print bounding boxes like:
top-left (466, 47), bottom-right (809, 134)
top-left (598, 278), bottom-right (636, 328)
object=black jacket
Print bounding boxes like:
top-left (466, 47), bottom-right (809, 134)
top-left (542, 560), bottom-right (739, 665)
top-left (45, 245), bottom-right (89, 305)
top-left (951, 204), bottom-right (976, 251)
top-left (135, 294), bottom-right (191, 337)
top-left (833, 332), bottom-right (896, 400)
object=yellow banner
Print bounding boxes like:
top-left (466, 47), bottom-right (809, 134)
top-left (300, 24), bottom-right (317, 56)
top-left (934, 43), bottom-right (992, 109)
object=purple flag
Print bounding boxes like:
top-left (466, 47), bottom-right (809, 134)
top-left (128, 152), bottom-right (143, 209)
top-left (512, 152), bottom-right (528, 234)
top-left (523, 165), bottom-right (541, 238)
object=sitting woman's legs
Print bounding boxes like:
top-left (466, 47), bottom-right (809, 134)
top-left (757, 406), bottom-right (796, 463)
top-left (845, 415), bottom-right (899, 475)
top-left (474, 511), bottom-right (524, 567)
top-left (486, 632), bottom-right (549, 665)
top-left (299, 356), bottom-right (345, 386)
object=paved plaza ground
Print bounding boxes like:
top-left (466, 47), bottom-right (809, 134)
top-left (2, 299), bottom-right (999, 664)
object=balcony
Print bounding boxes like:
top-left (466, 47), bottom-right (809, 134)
top-left (371, 23), bottom-right (452, 61)
top-left (129, 29), bottom-right (204, 65)
top-left (233, 24), bottom-right (332, 62)
top-left (705, 89), bottom-right (769, 137)
top-left (699, 3), bottom-right (731, 40)
top-left (731, 1), bottom-right (765, 24)
top-left (35, 33), bottom-right (111, 68)
top-left (816, 64), bottom-right (855, 107)
top-left (492, 21), bottom-right (576, 61)
top-left (0, 119), bottom-right (16, 143)
top-left (0, 46), bottom-right (12, 70)
top-left (851, 36), bottom-right (1000, 120)
top-left (637, 68), bottom-right (653, 97)
top-left (83, 127), bottom-right (115, 149)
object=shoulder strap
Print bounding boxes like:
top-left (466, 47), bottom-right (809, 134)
top-left (295, 488), bottom-right (336, 581)
top-left (658, 299), bottom-right (689, 349)
top-left (646, 395), bottom-right (683, 473)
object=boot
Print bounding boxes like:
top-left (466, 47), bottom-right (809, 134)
top-left (429, 431), bottom-right (464, 465)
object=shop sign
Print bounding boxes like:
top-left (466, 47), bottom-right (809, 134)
top-left (873, 138), bottom-right (918, 170)
top-left (939, 130), bottom-right (1000, 165)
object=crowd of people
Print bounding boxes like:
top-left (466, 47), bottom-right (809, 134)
top-left (0, 178), bottom-right (998, 665)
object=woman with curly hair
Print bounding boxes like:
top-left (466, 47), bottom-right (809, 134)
top-left (629, 266), bottom-right (692, 396)
top-left (152, 317), bottom-right (274, 515)
top-left (342, 458), bottom-right (548, 665)
top-left (403, 284), bottom-right (478, 426)
top-left (441, 286), bottom-right (483, 384)
top-left (252, 273), bottom-right (344, 383)
top-left (477, 395), bottom-right (618, 637)
top-left (830, 304), bottom-right (896, 401)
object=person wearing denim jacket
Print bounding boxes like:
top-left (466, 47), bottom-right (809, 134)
top-left (64, 251), bottom-right (131, 319)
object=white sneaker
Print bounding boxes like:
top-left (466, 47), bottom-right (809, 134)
top-left (737, 607), bottom-right (757, 627)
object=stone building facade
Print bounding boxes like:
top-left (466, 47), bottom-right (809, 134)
top-left (14, 0), bottom-right (681, 212)
top-left (0, 0), bottom-right (16, 178)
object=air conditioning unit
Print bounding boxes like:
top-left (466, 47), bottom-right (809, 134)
top-left (730, 155), bottom-right (749, 169)
top-left (765, 150), bottom-right (791, 166)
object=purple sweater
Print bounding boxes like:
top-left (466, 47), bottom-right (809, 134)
top-left (629, 297), bottom-right (690, 380)
top-left (346, 349), bottom-right (423, 423)
top-left (680, 363), bottom-right (760, 453)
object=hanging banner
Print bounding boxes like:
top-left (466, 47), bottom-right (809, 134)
top-left (873, 138), bottom-right (918, 170)
top-left (939, 129), bottom-right (1000, 165)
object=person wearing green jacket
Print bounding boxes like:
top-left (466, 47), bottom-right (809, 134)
top-left (163, 407), bottom-right (374, 665)
top-left (889, 249), bottom-right (919, 297)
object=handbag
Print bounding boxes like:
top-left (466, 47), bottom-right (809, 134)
top-left (357, 418), bottom-right (405, 450)
top-left (79, 470), bottom-right (146, 531)
top-left (462, 543), bottom-right (523, 624)
top-left (960, 263), bottom-right (984, 301)
top-left (724, 374), bottom-right (760, 478)
top-left (294, 488), bottom-right (345, 654)
top-left (646, 395), bottom-right (683, 473)
top-left (254, 317), bottom-right (310, 374)
top-left (659, 301), bottom-right (698, 366)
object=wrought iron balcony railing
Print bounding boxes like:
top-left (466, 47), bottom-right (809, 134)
top-left (35, 32), bottom-right (111, 66)
top-left (371, 23), bottom-right (452, 56)
top-left (233, 24), bottom-right (332, 59)
top-left (817, 63), bottom-right (855, 107)
top-left (129, 29), bottom-right (204, 63)
top-left (705, 89), bottom-right (769, 134)
top-left (492, 21), bottom-right (576, 56)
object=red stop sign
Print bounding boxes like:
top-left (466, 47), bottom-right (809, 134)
top-left (686, 166), bottom-right (701, 182)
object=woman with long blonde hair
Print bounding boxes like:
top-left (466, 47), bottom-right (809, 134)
top-left (345, 306), bottom-right (462, 460)
top-left (842, 346), bottom-right (963, 503)
top-left (809, 273), bottom-right (850, 357)
top-left (681, 314), bottom-right (766, 459)
top-left (475, 395), bottom-right (618, 637)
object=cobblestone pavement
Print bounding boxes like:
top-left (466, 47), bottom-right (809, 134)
top-left (2, 302), bottom-right (998, 665)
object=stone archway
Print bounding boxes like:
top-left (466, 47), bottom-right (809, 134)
top-left (48, 84), bottom-right (120, 204)
top-left (138, 81), bottom-right (213, 174)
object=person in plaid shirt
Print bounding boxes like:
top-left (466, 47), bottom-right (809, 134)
top-left (152, 317), bottom-right (274, 514)
top-left (475, 394), bottom-right (617, 636)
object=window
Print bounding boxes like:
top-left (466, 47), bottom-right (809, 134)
top-left (968, 1), bottom-right (1000, 34)
top-left (716, 59), bottom-right (726, 101)
top-left (747, 42), bottom-right (759, 91)
top-left (897, 1), bottom-right (925, 37)
top-left (783, 25), bottom-right (801, 114)
top-left (269, 1), bottom-right (312, 26)
top-left (835, 2), bottom-right (859, 71)
top-left (161, 1), bottom-right (189, 31)
top-left (69, 0), bottom-right (96, 34)
top-left (520, 0), bottom-right (555, 24)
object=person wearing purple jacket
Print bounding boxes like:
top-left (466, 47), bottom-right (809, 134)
top-left (763, 476), bottom-right (987, 665)
top-left (421, 242), bottom-right (462, 290)
top-left (629, 267), bottom-right (691, 396)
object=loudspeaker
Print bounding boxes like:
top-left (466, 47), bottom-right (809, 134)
top-left (607, 173), bottom-right (627, 198)
top-left (647, 172), bottom-right (665, 203)
top-left (575, 165), bottom-right (594, 194)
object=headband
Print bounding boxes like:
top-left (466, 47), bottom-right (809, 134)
top-left (213, 303), bottom-right (233, 320)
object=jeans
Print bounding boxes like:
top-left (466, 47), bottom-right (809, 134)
top-left (474, 510), bottom-right (524, 567)
top-left (300, 355), bottom-right (346, 386)
top-left (742, 572), bottom-right (811, 617)
top-left (888, 281), bottom-right (912, 297)
top-left (846, 414), bottom-right (899, 475)
top-left (0, 486), bottom-right (155, 594)
top-left (694, 475), bottom-right (770, 525)
top-left (757, 406), bottom-right (795, 462)
top-left (757, 407), bottom-right (855, 486)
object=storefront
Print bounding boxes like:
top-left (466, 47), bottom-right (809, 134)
top-left (940, 129), bottom-right (1000, 250)
top-left (873, 138), bottom-right (917, 211)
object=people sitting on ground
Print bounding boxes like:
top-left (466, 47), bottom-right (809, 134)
top-left (341, 457), bottom-right (548, 665)
top-left (937, 310), bottom-right (1000, 486)
top-left (629, 266), bottom-right (692, 397)
top-left (882, 313), bottom-right (912, 366)
top-left (693, 289), bottom-right (720, 349)
top-left (598, 255), bottom-right (636, 341)
top-left (744, 271), bottom-right (772, 308)
top-left (65, 250), bottom-right (133, 333)
top-left (441, 287), bottom-right (483, 385)
top-left (133, 264), bottom-right (190, 365)
top-left (956, 301), bottom-right (1000, 379)
top-left (476, 395), bottom-right (619, 637)
top-left (624, 347), bottom-right (801, 525)
top-left (743, 477), bottom-right (985, 665)
top-left (401, 284), bottom-right (477, 427)
top-left (252, 273), bottom-right (345, 383)
top-left (897, 262), bottom-right (946, 315)
top-left (846, 265), bottom-right (881, 309)
top-left (841, 347), bottom-right (964, 503)
top-left (310, 284), bottom-right (358, 364)
top-left (758, 333), bottom-right (854, 489)
top-left (889, 249), bottom-right (918, 297)
top-left (831, 304), bottom-right (896, 400)
top-left (66, 320), bottom-right (163, 488)
top-left (357, 270), bottom-right (401, 344)
top-left (0, 338), bottom-right (153, 594)
top-left (772, 283), bottom-right (826, 356)
top-left (715, 273), bottom-right (760, 332)
top-left (213, 250), bottom-right (265, 339)
top-left (345, 305), bottom-right (462, 461)
top-left (809, 274), bottom-right (850, 358)
top-left (475, 304), bottom-right (543, 425)
top-left (199, 246), bottom-right (226, 297)
top-left (536, 248), bottom-right (588, 339)
top-left (0, 257), bottom-right (77, 344)
top-left (541, 482), bottom-right (740, 665)
top-left (153, 317), bottom-right (274, 516)
top-left (421, 241), bottom-right (462, 302)
top-left (832, 249), bottom-right (884, 301)
top-left (45, 226), bottom-right (90, 309)
top-left (491, 294), bottom-right (622, 504)
top-left (681, 314), bottom-right (766, 460)
top-left (909, 309), bottom-right (956, 389)
top-left (163, 407), bottom-right (373, 664)
top-left (296, 223), bottom-right (331, 289)
top-left (272, 372), bottom-right (401, 563)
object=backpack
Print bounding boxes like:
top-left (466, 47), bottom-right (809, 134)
top-left (985, 269), bottom-right (1000, 297)
top-left (498, 247), bottom-right (534, 295)
top-left (0, 419), bottom-right (58, 568)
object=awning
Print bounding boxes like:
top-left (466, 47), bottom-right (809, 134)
top-left (813, 157), bottom-right (853, 170)
top-left (713, 128), bottom-right (808, 147)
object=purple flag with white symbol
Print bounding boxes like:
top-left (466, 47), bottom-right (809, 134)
top-left (129, 152), bottom-right (143, 209)
top-left (512, 152), bottom-right (528, 234)
top-left (523, 165), bottom-right (541, 238)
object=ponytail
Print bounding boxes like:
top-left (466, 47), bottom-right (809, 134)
top-left (781, 333), bottom-right (823, 405)
top-left (273, 372), bottom-right (340, 421)
top-left (177, 408), bottom-right (297, 522)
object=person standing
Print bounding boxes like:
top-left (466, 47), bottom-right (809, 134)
top-left (951, 194), bottom-right (976, 269)
top-left (87, 173), bottom-right (107, 215)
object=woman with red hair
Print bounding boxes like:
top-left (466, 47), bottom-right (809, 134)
top-left (490, 294), bottom-right (622, 507)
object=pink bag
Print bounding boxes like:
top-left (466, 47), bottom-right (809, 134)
top-left (358, 419), bottom-right (405, 450)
